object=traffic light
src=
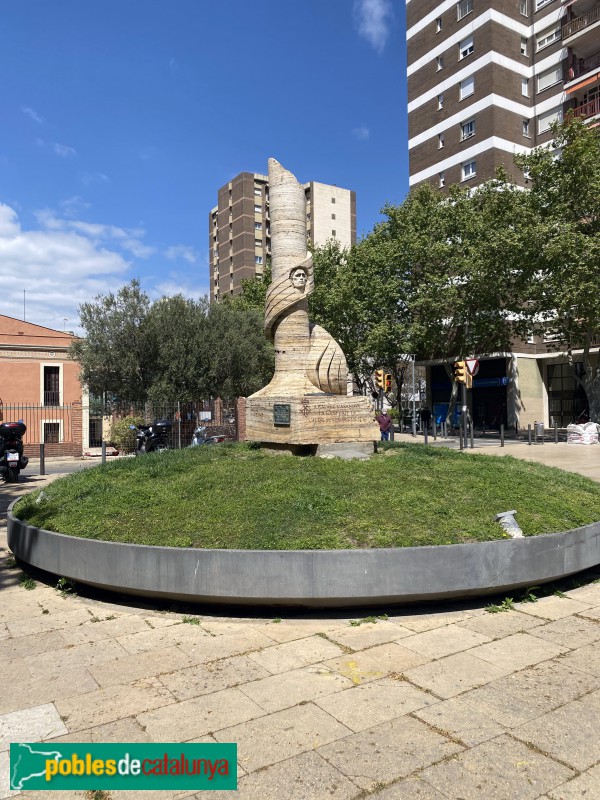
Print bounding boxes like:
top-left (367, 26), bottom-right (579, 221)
top-left (453, 360), bottom-right (473, 388)
top-left (384, 373), bottom-right (392, 392)
top-left (453, 360), bottom-right (467, 384)
top-left (375, 369), bottom-right (384, 388)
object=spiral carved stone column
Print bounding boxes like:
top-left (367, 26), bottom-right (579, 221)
top-left (245, 159), bottom-right (378, 449)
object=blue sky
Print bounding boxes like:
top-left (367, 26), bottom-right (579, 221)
top-left (1, 0), bottom-right (407, 332)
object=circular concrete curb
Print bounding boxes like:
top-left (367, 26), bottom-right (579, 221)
top-left (7, 503), bottom-right (600, 607)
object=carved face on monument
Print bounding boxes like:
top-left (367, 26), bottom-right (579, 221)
top-left (291, 268), bottom-right (308, 291)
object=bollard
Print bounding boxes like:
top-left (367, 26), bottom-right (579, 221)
top-left (101, 440), bottom-right (106, 465)
top-left (424, 427), bottom-right (428, 445)
top-left (554, 423), bottom-right (558, 443)
top-left (470, 421), bottom-right (474, 449)
top-left (500, 424), bottom-right (504, 448)
top-left (528, 424), bottom-right (532, 445)
top-left (390, 424), bottom-right (394, 442)
top-left (39, 443), bottom-right (45, 476)
top-left (433, 423), bottom-right (437, 441)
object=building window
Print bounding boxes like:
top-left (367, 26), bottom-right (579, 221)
top-left (438, 133), bottom-right (445, 148)
top-left (519, 0), bottom-right (527, 14)
top-left (459, 35), bottom-right (474, 60)
top-left (331, 213), bottom-right (336, 219)
top-left (436, 17), bottom-right (442, 32)
top-left (332, 230), bottom-right (336, 236)
top-left (459, 76), bottom-right (475, 100)
top-left (461, 119), bottom-right (476, 140)
top-left (436, 55), bottom-right (444, 71)
top-left (255, 255), bottom-right (263, 264)
top-left (254, 221), bottom-right (262, 229)
top-left (254, 188), bottom-right (261, 196)
top-left (521, 77), bottom-right (530, 97)
top-left (536, 25), bottom-right (560, 50)
top-left (538, 106), bottom-right (562, 133)
top-left (437, 93), bottom-right (444, 110)
top-left (537, 65), bottom-right (561, 93)
top-left (461, 160), bottom-right (476, 181)
top-left (536, 0), bottom-right (554, 9)
top-left (439, 171), bottom-right (445, 187)
top-left (523, 119), bottom-right (530, 136)
top-left (254, 204), bottom-right (261, 213)
top-left (520, 36), bottom-right (528, 55)
top-left (43, 422), bottom-right (60, 444)
top-left (43, 366), bottom-right (60, 406)
top-left (255, 239), bottom-right (262, 246)
top-left (457, 0), bottom-right (473, 20)
top-left (331, 197), bottom-right (336, 204)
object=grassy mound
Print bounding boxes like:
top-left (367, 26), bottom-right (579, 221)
top-left (13, 442), bottom-right (600, 550)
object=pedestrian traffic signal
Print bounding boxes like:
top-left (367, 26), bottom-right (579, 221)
top-left (453, 360), bottom-right (473, 388)
top-left (384, 373), bottom-right (392, 392)
top-left (375, 369), bottom-right (384, 388)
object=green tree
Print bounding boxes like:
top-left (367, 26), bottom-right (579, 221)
top-left (146, 295), bottom-right (210, 405)
top-left (515, 114), bottom-right (600, 419)
top-left (205, 303), bottom-right (274, 399)
top-left (70, 279), bottom-right (155, 403)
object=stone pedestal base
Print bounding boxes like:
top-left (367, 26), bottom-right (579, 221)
top-left (245, 394), bottom-right (379, 446)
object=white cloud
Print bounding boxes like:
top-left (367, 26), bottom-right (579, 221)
top-left (53, 142), bottom-right (77, 158)
top-left (35, 211), bottom-right (156, 260)
top-left (81, 171), bottom-right (110, 186)
top-left (352, 125), bottom-right (370, 141)
top-left (0, 203), bottom-right (131, 331)
top-left (353, 0), bottom-right (393, 53)
top-left (21, 106), bottom-right (44, 124)
top-left (164, 244), bottom-right (198, 264)
top-left (60, 196), bottom-right (91, 218)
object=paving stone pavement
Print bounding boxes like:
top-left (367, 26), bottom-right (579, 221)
top-left (2, 453), bottom-right (600, 799)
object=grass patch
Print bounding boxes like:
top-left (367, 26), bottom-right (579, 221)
top-left (12, 442), bottom-right (600, 550)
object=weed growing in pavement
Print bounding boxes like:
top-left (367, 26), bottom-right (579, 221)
top-left (271, 617), bottom-right (282, 624)
top-left (349, 614), bottom-right (389, 627)
top-left (181, 616), bottom-right (201, 625)
top-left (20, 576), bottom-right (36, 590)
top-left (0, 556), bottom-right (17, 570)
top-left (519, 586), bottom-right (540, 603)
top-left (485, 597), bottom-right (515, 613)
top-left (554, 590), bottom-right (567, 598)
top-left (56, 577), bottom-right (77, 597)
top-left (84, 791), bottom-right (112, 800)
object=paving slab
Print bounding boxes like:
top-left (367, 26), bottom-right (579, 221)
top-left (0, 664), bottom-right (100, 716)
top-left (457, 610), bottom-right (543, 639)
top-left (318, 715), bottom-right (463, 792)
top-left (413, 695), bottom-right (507, 746)
top-left (247, 634), bottom-right (345, 674)
top-left (202, 750), bottom-right (359, 800)
top-left (0, 703), bottom-right (67, 752)
top-left (403, 651), bottom-right (511, 699)
top-left (512, 698), bottom-right (600, 771)
top-left (369, 776), bottom-right (450, 799)
top-left (469, 632), bottom-right (569, 671)
top-left (399, 625), bottom-right (492, 659)
top-left (326, 619), bottom-right (414, 649)
top-left (239, 664), bottom-right (352, 713)
top-left (554, 637), bottom-right (600, 677)
top-left (324, 641), bottom-right (430, 686)
top-left (513, 596), bottom-right (593, 621)
top-left (419, 734), bottom-right (574, 800)
top-left (527, 615), bottom-right (600, 649)
top-left (547, 764), bottom-right (600, 800)
top-left (138, 687), bottom-right (266, 742)
top-left (88, 645), bottom-right (195, 689)
top-left (214, 703), bottom-right (351, 773)
top-left (159, 653), bottom-right (271, 701)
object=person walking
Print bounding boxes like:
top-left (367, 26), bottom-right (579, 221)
top-left (376, 410), bottom-right (393, 442)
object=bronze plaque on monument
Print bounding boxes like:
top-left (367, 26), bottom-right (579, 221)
top-left (273, 404), bottom-right (291, 426)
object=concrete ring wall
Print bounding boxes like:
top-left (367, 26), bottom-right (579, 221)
top-left (7, 506), bottom-right (600, 608)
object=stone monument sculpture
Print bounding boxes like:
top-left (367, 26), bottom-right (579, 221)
top-left (244, 159), bottom-right (379, 450)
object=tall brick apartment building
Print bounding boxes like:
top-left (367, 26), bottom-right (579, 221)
top-left (209, 172), bottom-right (356, 302)
top-left (406, 0), bottom-right (600, 430)
top-left (407, 0), bottom-right (599, 190)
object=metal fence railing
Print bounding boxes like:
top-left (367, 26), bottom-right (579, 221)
top-left (0, 405), bottom-right (75, 445)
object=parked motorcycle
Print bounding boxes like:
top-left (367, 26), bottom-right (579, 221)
top-left (190, 426), bottom-right (226, 446)
top-left (0, 421), bottom-right (29, 482)
top-left (129, 420), bottom-right (172, 454)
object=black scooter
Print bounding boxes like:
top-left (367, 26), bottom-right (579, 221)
top-left (0, 421), bottom-right (29, 482)
top-left (129, 420), bottom-right (172, 455)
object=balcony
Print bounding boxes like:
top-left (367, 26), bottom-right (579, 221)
top-left (43, 391), bottom-right (60, 406)
top-left (573, 95), bottom-right (600, 118)
top-left (565, 52), bottom-right (600, 80)
top-left (563, 4), bottom-right (600, 39)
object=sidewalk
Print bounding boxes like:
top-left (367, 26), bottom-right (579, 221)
top-left (2, 450), bottom-right (600, 799)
